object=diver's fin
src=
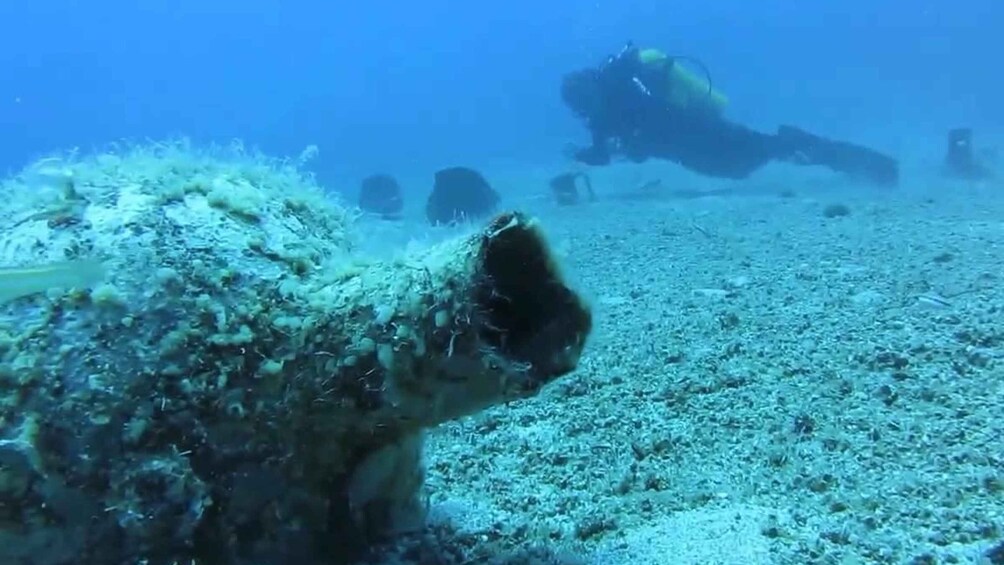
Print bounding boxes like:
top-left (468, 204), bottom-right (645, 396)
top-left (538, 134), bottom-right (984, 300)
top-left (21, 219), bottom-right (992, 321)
top-left (777, 126), bottom-right (899, 187)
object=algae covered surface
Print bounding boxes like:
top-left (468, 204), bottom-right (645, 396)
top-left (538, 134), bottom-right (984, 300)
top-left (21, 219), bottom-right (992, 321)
top-left (0, 141), bottom-right (594, 564)
top-left (0, 141), bottom-right (364, 563)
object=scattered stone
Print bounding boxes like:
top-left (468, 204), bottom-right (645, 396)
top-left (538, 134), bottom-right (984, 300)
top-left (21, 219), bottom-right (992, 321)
top-left (550, 172), bottom-right (595, 206)
top-left (692, 288), bottom-right (733, 299)
top-left (851, 289), bottom-right (886, 306)
top-left (426, 167), bottom-right (500, 225)
top-left (358, 173), bottom-right (403, 219)
top-left (822, 203), bottom-right (851, 218)
top-left (724, 275), bottom-right (751, 289)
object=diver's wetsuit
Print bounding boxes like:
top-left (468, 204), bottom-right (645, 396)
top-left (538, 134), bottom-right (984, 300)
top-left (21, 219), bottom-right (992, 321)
top-left (562, 44), bottom-right (899, 186)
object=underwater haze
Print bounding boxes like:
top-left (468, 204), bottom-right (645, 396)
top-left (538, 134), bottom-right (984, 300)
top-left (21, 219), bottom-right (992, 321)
top-left (2, 0), bottom-right (1002, 184)
top-left (2, 2), bottom-right (1004, 564)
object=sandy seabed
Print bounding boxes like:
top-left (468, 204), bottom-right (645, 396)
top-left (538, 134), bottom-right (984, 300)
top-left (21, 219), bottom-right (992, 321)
top-left (360, 161), bottom-right (1003, 565)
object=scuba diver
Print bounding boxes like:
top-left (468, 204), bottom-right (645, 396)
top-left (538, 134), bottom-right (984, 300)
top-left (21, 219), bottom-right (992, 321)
top-left (561, 43), bottom-right (899, 186)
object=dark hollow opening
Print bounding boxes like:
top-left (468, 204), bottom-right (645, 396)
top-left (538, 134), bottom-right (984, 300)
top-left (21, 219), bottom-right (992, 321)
top-left (476, 213), bottom-right (592, 381)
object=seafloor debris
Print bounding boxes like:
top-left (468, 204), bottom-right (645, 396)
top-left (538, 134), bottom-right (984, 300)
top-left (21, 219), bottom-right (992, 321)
top-left (358, 173), bottom-right (404, 219)
top-left (425, 166), bottom-right (500, 225)
top-left (549, 172), bottom-right (595, 206)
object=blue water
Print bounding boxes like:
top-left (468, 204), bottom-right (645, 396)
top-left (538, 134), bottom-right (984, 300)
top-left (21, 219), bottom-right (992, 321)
top-left (2, 0), bottom-right (1002, 186)
top-left (2, 4), bottom-right (1003, 564)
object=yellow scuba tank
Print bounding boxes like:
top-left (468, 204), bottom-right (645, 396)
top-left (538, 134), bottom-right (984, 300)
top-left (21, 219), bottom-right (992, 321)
top-left (638, 48), bottom-right (728, 115)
